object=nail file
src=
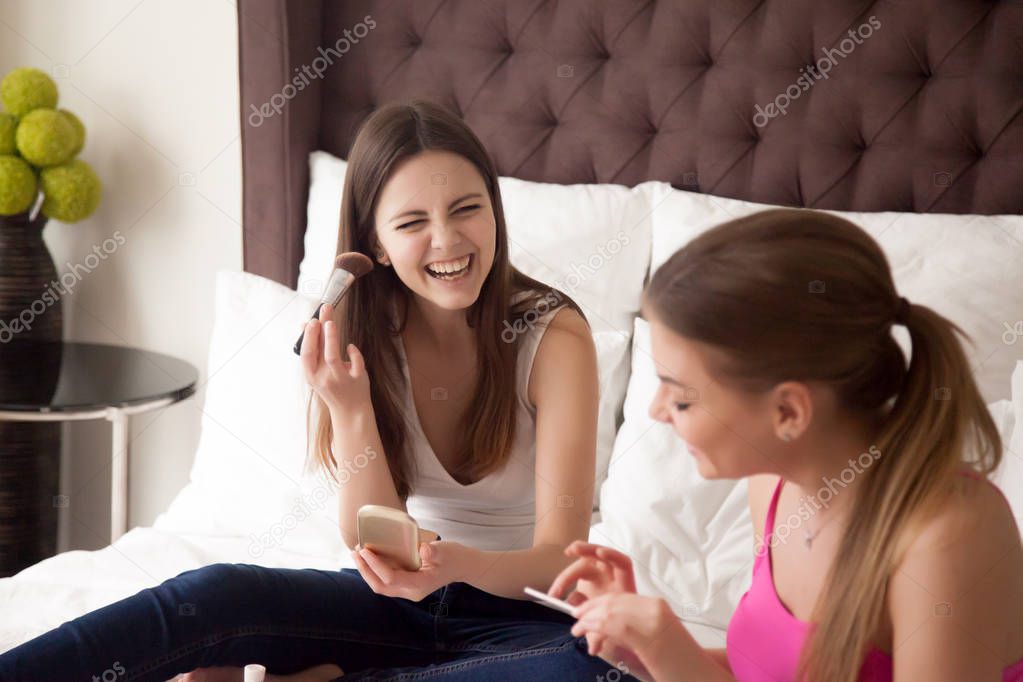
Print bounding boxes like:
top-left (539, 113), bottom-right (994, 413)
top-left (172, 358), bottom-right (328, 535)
top-left (523, 586), bottom-right (576, 616)
top-left (244, 663), bottom-right (266, 682)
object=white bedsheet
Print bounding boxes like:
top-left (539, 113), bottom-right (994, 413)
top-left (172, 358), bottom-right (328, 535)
top-left (0, 526), bottom-right (348, 656)
top-left (0, 524), bottom-right (728, 663)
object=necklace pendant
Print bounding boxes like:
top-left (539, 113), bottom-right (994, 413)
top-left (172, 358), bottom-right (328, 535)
top-left (803, 529), bottom-right (814, 549)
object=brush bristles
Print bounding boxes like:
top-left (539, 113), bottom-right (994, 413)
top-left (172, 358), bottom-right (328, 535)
top-left (335, 252), bottom-right (374, 278)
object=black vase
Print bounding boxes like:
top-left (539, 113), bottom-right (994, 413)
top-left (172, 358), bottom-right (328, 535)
top-left (0, 209), bottom-right (63, 577)
top-left (0, 210), bottom-right (63, 343)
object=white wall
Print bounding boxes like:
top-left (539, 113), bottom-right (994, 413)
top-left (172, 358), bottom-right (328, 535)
top-left (0, 0), bottom-right (242, 551)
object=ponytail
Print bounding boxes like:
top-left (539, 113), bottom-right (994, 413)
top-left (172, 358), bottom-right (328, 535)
top-left (800, 301), bottom-right (1002, 682)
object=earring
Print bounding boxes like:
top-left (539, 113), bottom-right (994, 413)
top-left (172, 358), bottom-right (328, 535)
top-left (781, 432), bottom-right (793, 442)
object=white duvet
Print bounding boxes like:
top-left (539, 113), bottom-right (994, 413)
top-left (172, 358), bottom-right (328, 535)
top-left (0, 524), bottom-right (344, 655)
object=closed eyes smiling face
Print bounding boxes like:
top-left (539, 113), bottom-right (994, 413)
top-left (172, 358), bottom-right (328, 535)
top-left (372, 149), bottom-right (498, 312)
top-left (647, 315), bottom-right (776, 479)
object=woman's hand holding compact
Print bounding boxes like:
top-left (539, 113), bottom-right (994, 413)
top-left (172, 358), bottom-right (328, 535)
top-left (352, 540), bottom-right (462, 602)
top-left (300, 303), bottom-right (373, 418)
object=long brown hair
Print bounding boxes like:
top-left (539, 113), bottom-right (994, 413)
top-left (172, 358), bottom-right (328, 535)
top-left (644, 208), bottom-right (1001, 682)
top-left (305, 100), bottom-right (583, 499)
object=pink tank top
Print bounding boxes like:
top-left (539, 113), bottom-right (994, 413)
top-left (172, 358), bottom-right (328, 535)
top-left (726, 472), bottom-right (1023, 681)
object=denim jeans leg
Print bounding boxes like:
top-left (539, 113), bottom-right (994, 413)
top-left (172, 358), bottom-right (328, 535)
top-left (0, 565), bottom-right (441, 682)
top-left (344, 634), bottom-right (637, 681)
top-left (340, 581), bottom-right (636, 681)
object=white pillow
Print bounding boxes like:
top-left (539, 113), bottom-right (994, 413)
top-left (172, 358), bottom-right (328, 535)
top-left (640, 182), bottom-right (1023, 402)
top-left (154, 271), bottom-right (348, 562)
top-left (591, 331), bottom-right (632, 508)
top-left (298, 151), bottom-right (349, 296)
top-left (497, 175), bottom-right (651, 335)
top-left (300, 150), bottom-right (651, 505)
top-left (992, 361), bottom-right (1023, 526)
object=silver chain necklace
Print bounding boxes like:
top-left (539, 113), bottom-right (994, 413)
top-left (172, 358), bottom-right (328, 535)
top-left (802, 511), bottom-right (842, 549)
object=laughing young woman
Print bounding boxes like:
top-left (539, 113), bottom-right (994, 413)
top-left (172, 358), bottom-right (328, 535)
top-left (549, 209), bottom-right (1023, 681)
top-left (0, 101), bottom-right (622, 681)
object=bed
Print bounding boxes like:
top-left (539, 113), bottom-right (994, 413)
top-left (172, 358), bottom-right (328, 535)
top-left (2, 0), bottom-right (1022, 675)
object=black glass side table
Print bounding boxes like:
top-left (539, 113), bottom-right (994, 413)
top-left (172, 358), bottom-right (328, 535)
top-left (0, 341), bottom-right (199, 568)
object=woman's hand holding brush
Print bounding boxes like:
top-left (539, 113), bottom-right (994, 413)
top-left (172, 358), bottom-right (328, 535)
top-left (300, 302), bottom-right (373, 420)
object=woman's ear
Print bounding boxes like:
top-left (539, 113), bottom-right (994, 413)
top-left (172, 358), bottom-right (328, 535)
top-left (771, 381), bottom-right (813, 443)
top-left (373, 243), bottom-right (391, 267)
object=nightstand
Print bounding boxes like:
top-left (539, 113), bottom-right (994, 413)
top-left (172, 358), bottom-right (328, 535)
top-left (0, 341), bottom-right (198, 574)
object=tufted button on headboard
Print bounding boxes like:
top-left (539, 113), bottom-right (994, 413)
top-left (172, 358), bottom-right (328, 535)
top-left (238, 0), bottom-right (1023, 288)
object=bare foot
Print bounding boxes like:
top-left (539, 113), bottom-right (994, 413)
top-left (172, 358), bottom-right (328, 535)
top-left (176, 663), bottom-right (343, 681)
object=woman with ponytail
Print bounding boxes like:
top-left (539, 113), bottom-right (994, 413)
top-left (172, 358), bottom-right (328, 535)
top-left (550, 208), bottom-right (1023, 681)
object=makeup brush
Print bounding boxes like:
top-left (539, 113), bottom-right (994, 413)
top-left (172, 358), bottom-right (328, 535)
top-left (293, 252), bottom-right (374, 355)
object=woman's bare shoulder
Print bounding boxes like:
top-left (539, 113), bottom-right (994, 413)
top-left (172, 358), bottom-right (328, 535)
top-left (899, 474), bottom-right (1020, 563)
top-left (527, 306), bottom-right (596, 408)
top-left (888, 474), bottom-right (1023, 670)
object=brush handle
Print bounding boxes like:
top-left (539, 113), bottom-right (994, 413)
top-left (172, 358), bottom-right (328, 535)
top-left (293, 307), bottom-right (324, 355)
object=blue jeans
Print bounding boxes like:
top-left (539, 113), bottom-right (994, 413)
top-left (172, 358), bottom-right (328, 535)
top-left (0, 563), bottom-right (636, 681)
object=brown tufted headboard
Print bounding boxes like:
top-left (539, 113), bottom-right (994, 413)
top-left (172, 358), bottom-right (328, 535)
top-left (237, 0), bottom-right (1023, 289)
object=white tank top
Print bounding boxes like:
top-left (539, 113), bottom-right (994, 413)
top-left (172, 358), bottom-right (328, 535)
top-left (398, 300), bottom-right (565, 552)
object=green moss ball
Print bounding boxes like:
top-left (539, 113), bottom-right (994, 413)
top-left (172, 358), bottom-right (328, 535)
top-left (0, 155), bottom-right (37, 215)
top-left (15, 108), bottom-right (77, 167)
top-left (59, 109), bottom-right (85, 156)
top-left (1, 67), bottom-right (58, 118)
top-left (40, 159), bottom-right (101, 222)
top-left (0, 113), bottom-right (16, 155)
